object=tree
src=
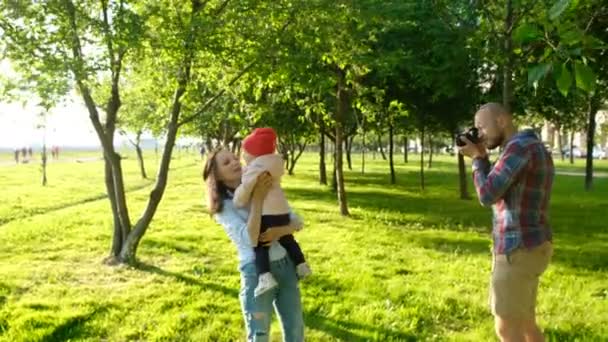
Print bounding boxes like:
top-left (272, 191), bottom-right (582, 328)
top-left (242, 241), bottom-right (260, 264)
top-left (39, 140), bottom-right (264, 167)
top-left (116, 61), bottom-right (170, 180)
top-left (0, 63), bottom-right (69, 186)
top-left (250, 87), bottom-right (316, 175)
top-left (519, 0), bottom-right (608, 190)
top-left (0, 0), bottom-right (300, 264)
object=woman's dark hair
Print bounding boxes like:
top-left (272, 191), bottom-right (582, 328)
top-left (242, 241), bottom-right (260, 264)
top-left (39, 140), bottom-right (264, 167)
top-left (202, 148), bottom-right (230, 215)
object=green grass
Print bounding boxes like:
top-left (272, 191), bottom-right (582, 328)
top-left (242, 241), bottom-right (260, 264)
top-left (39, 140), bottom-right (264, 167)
top-left (0, 150), bottom-right (606, 341)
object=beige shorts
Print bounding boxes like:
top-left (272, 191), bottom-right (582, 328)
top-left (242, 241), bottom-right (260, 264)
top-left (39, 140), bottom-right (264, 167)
top-left (490, 241), bottom-right (553, 319)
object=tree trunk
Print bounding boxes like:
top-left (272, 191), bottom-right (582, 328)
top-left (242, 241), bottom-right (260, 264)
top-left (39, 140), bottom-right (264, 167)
top-left (133, 132), bottom-right (147, 180)
top-left (389, 123), bottom-right (396, 184)
top-left (420, 126), bottom-right (425, 190)
top-left (427, 135), bottom-right (433, 169)
top-left (332, 145), bottom-right (337, 192)
top-left (41, 144), bottom-right (48, 186)
top-left (378, 134), bottom-right (387, 160)
top-left (335, 68), bottom-right (350, 216)
top-left (119, 1), bottom-right (203, 263)
top-left (105, 157), bottom-right (124, 259)
top-left (119, 84), bottom-right (185, 263)
top-left (41, 120), bottom-right (48, 186)
top-left (556, 124), bottom-right (564, 161)
top-left (585, 99), bottom-right (598, 191)
top-left (570, 131), bottom-right (575, 164)
top-left (135, 146), bottom-right (147, 179)
top-left (284, 147), bottom-right (291, 172)
top-left (288, 141), bottom-right (306, 176)
top-left (361, 132), bottom-right (366, 174)
top-left (345, 135), bottom-right (353, 170)
top-left (458, 152), bottom-right (470, 200)
top-left (205, 136), bottom-right (213, 152)
top-left (502, 0), bottom-right (514, 112)
top-left (319, 127), bottom-right (327, 185)
top-left (403, 135), bottom-right (408, 163)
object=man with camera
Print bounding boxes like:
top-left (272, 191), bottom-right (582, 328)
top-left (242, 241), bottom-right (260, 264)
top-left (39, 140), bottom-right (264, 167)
top-left (458, 103), bottom-right (554, 342)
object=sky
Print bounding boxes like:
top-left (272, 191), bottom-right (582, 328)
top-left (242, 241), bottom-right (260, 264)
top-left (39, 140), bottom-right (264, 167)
top-left (0, 59), bottom-right (127, 149)
top-left (0, 60), bottom-right (205, 150)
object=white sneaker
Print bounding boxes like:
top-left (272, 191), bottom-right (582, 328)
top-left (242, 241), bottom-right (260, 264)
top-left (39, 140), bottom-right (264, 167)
top-left (296, 263), bottom-right (312, 280)
top-left (254, 272), bottom-right (278, 297)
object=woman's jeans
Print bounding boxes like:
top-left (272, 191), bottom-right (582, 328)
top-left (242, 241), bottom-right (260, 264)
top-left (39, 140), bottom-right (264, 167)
top-left (239, 257), bottom-right (304, 342)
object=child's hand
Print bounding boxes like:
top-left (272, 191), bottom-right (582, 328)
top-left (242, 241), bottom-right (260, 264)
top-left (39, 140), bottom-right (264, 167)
top-left (252, 172), bottom-right (272, 200)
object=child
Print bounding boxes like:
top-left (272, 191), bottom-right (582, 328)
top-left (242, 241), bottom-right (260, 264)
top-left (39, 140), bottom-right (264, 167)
top-left (233, 127), bottom-right (312, 296)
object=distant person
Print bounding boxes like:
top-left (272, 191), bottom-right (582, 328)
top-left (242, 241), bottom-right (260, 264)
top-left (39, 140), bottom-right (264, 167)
top-left (200, 146), bottom-right (206, 159)
top-left (27, 147), bottom-right (33, 159)
top-left (458, 103), bottom-right (554, 342)
top-left (53, 146), bottom-right (60, 159)
top-left (14, 149), bottom-right (19, 164)
top-left (21, 147), bottom-right (27, 162)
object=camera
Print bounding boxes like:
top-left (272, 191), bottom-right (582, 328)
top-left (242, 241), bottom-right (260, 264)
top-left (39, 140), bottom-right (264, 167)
top-left (456, 127), bottom-right (480, 147)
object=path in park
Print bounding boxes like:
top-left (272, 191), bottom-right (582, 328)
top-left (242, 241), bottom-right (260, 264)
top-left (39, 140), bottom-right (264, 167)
top-left (0, 157), bottom-right (102, 167)
top-left (556, 170), bottom-right (608, 178)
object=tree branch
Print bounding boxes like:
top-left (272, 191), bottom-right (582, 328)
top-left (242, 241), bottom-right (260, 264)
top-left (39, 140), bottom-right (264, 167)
top-left (510, 0), bottom-right (537, 33)
top-left (584, 6), bottom-right (605, 33)
top-left (212, 0), bottom-right (232, 17)
top-left (178, 14), bottom-right (296, 127)
top-left (480, 1), bottom-right (501, 38)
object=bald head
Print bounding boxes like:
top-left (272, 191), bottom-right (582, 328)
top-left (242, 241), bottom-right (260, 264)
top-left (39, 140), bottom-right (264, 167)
top-left (477, 102), bottom-right (511, 119)
top-left (474, 102), bottom-right (515, 149)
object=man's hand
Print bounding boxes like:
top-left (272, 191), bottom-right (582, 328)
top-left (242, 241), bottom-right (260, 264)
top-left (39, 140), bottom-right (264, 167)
top-left (458, 137), bottom-right (488, 159)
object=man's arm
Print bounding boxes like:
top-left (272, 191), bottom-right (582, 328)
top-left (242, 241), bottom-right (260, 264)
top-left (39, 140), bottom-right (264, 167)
top-left (473, 143), bottom-right (529, 207)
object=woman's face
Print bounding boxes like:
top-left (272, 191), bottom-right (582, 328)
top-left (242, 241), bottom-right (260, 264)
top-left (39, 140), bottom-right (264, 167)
top-left (215, 149), bottom-right (242, 184)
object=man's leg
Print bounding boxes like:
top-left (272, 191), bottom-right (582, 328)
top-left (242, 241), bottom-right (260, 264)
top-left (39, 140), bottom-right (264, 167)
top-left (495, 316), bottom-right (524, 342)
top-left (491, 243), bottom-right (552, 342)
top-left (523, 317), bottom-right (544, 342)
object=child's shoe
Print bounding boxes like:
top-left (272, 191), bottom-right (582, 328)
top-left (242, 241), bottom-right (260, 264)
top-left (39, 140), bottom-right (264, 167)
top-left (254, 272), bottom-right (278, 297)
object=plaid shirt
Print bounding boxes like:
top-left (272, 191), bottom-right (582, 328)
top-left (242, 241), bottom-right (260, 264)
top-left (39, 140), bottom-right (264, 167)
top-left (472, 130), bottom-right (554, 255)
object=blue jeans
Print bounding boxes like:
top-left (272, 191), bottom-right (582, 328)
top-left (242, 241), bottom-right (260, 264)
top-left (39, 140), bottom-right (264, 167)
top-left (239, 257), bottom-right (304, 342)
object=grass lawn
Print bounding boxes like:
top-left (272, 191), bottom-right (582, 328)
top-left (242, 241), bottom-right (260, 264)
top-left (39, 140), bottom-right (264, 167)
top-left (0, 150), bottom-right (606, 341)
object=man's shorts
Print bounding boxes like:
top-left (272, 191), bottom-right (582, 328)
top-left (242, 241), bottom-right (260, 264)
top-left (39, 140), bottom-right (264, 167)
top-left (490, 241), bottom-right (553, 319)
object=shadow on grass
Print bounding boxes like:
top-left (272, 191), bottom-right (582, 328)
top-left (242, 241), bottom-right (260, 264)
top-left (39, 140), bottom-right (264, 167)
top-left (410, 232), bottom-right (608, 272)
top-left (303, 279), bottom-right (488, 341)
top-left (0, 180), bottom-right (155, 227)
top-left (134, 262), bottom-right (238, 297)
top-left (303, 275), bottom-right (418, 341)
top-left (544, 324), bottom-right (607, 342)
top-left (142, 239), bottom-right (208, 259)
top-left (40, 305), bottom-right (111, 342)
top-left (288, 170), bottom-right (607, 272)
top-left (287, 186), bottom-right (487, 232)
top-left (305, 312), bottom-right (417, 342)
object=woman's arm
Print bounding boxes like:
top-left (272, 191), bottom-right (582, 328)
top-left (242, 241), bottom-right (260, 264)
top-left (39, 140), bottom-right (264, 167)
top-left (258, 214), bottom-right (303, 246)
top-left (246, 172), bottom-right (273, 246)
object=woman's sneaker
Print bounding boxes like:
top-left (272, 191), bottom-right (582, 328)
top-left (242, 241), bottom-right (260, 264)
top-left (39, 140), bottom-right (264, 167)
top-left (296, 263), bottom-right (312, 280)
top-left (254, 272), bottom-right (278, 297)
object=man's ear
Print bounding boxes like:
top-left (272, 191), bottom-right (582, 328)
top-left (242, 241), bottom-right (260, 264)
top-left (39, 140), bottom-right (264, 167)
top-left (496, 114), bottom-right (507, 130)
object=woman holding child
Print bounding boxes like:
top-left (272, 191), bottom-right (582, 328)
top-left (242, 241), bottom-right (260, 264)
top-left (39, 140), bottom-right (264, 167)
top-left (202, 128), bottom-right (307, 342)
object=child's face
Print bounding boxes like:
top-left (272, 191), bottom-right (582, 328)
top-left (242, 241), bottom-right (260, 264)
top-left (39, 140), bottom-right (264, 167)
top-left (242, 151), bottom-right (255, 165)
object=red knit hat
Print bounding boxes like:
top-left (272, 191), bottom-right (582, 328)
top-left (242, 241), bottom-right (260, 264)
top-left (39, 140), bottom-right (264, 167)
top-left (242, 127), bottom-right (277, 157)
